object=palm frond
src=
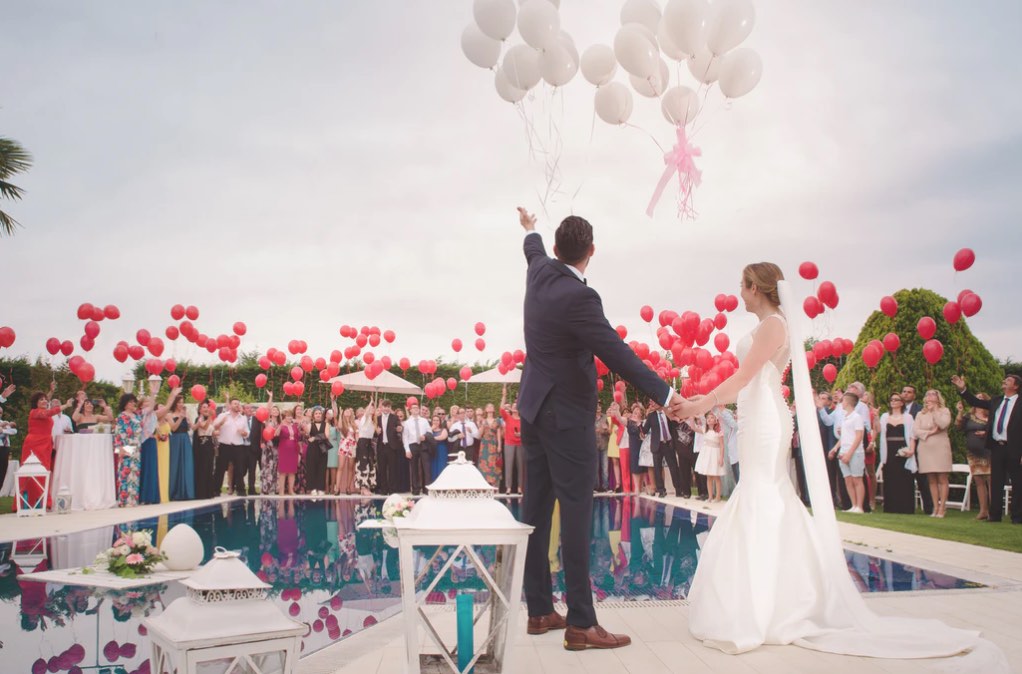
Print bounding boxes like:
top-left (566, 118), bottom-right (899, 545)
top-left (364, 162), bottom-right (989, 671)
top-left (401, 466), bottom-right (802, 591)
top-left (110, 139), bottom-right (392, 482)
top-left (0, 137), bottom-right (33, 180)
top-left (0, 178), bottom-right (24, 201)
top-left (0, 209), bottom-right (21, 237)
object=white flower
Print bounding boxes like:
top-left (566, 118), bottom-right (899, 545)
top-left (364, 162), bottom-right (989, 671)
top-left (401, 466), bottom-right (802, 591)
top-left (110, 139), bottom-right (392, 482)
top-left (118, 545), bottom-right (131, 556)
top-left (131, 532), bottom-right (149, 547)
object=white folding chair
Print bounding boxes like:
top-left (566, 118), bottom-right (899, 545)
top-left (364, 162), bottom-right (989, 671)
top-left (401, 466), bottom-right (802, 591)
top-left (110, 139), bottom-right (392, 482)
top-left (945, 463), bottom-right (972, 512)
top-left (1005, 484), bottom-right (1013, 517)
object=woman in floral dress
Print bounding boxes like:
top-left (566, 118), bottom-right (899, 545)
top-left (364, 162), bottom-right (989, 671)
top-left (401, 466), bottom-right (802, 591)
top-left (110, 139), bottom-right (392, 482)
top-left (114, 394), bottom-right (144, 507)
top-left (477, 404), bottom-right (502, 488)
top-left (261, 402), bottom-right (280, 496)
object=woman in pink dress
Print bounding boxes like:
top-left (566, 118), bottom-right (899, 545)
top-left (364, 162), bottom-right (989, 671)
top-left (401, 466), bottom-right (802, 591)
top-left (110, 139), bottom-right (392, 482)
top-left (275, 409), bottom-right (300, 495)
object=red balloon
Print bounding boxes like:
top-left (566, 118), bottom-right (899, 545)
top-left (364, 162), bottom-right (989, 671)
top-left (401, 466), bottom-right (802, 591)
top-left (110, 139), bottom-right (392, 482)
top-left (165, 358), bottom-right (177, 372)
top-left (80, 335), bottom-right (94, 352)
top-left (355, 334), bottom-right (368, 348)
top-left (659, 310), bottom-right (678, 328)
top-left (451, 339), bottom-right (463, 352)
top-left (615, 325), bottom-right (627, 340)
top-left (960, 292), bottom-right (982, 318)
top-left (179, 320), bottom-right (195, 338)
top-left (81, 321), bottom-right (99, 339)
top-left (713, 294), bottom-right (727, 312)
top-left (446, 377), bottom-right (458, 391)
top-left (262, 427), bottom-right (276, 442)
top-left (76, 362), bottom-right (95, 383)
top-left (713, 333), bottom-right (730, 353)
top-left (812, 340), bottom-right (829, 361)
top-left (713, 312), bottom-right (727, 330)
top-left (725, 295), bottom-right (739, 312)
top-left (953, 248), bottom-right (975, 272)
top-left (383, 330), bottom-right (395, 343)
top-left (475, 338), bottom-right (486, 351)
top-left (128, 345), bottom-right (144, 360)
top-left (76, 303), bottom-right (94, 320)
top-left (331, 381), bottom-right (345, 397)
top-left (917, 317), bottom-right (937, 340)
top-left (136, 329), bottom-right (151, 346)
top-left (300, 355), bottom-right (314, 372)
top-left (956, 288), bottom-right (974, 305)
top-left (803, 296), bottom-right (823, 319)
top-left (882, 332), bottom-right (901, 352)
top-left (147, 358), bottom-right (164, 374)
top-left (233, 321), bottom-right (247, 336)
top-left (806, 351), bottom-right (817, 370)
top-left (60, 340), bottom-right (74, 356)
top-left (166, 326), bottom-right (180, 340)
top-left (254, 373), bottom-right (267, 388)
top-left (148, 337), bottom-right (165, 357)
top-left (798, 261), bottom-right (819, 280)
top-left (103, 304), bottom-right (120, 320)
top-left (459, 366), bottom-right (473, 381)
top-left (185, 305), bottom-right (199, 320)
top-left (327, 362), bottom-right (340, 377)
top-left (330, 349), bottom-right (343, 363)
top-left (45, 337), bottom-right (61, 355)
top-left (922, 339), bottom-right (944, 364)
top-left (167, 374), bottom-right (181, 389)
top-left (273, 350), bottom-right (287, 366)
top-left (640, 305), bottom-right (654, 323)
top-left (170, 304), bottom-right (185, 320)
top-left (363, 352), bottom-right (375, 365)
top-left (68, 355), bottom-right (84, 373)
top-left (368, 334), bottom-right (381, 347)
top-left (513, 349), bottom-right (525, 364)
top-left (879, 296), bottom-right (898, 318)
top-left (822, 363), bottom-right (838, 383)
top-left (474, 322), bottom-right (486, 336)
top-left (817, 281), bottom-right (838, 309)
top-left (293, 381), bottom-right (305, 396)
top-left (862, 344), bottom-right (882, 369)
top-left (942, 301), bottom-right (962, 325)
top-left (398, 357), bottom-right (410, 371)
top-left (290, 366), bottom-right (304, 381)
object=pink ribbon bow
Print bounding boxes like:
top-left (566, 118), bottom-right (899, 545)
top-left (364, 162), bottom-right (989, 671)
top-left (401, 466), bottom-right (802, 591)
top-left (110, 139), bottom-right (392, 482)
top-left (645, 125), bottom-right (702, 220)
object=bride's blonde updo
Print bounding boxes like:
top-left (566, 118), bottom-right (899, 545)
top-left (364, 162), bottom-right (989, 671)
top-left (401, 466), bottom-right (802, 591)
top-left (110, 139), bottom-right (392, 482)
top-left (742, 262), bottom-right (784, 307)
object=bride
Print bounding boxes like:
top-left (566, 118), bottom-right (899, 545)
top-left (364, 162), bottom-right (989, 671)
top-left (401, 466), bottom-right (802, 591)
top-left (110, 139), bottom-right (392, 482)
top-left (680, 262), bottom-right (1004, 667)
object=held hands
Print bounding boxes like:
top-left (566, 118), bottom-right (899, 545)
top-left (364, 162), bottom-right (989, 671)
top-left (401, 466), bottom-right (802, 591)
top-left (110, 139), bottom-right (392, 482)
top-left (665, 391), bottom-right (688, 421)
top-left (517, 206), bottom-right (536, 232)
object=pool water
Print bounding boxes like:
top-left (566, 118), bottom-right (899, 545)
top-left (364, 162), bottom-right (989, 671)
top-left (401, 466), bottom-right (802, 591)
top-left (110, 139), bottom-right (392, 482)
top-left (0, 497), bottom-right (983, 674)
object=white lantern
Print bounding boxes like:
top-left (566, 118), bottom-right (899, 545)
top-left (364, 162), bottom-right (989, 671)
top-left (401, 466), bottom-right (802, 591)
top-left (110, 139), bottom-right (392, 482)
top-left (122, 372), bottom-right (137, 394)
top-left (372, 451), bottom-right (533, 673)
top-left (16, 453), bottom-right (50, 517)
top-left (54, 485), bottom-right (72, 514)
top-left (145, 547), bottom-right (305, 674)
top-left (148, 374), bottom-right (163, 396)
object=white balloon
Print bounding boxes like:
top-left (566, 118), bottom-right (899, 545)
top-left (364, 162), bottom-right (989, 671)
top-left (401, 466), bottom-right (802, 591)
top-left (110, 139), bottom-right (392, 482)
top-left (662, 0), bottom-right (709, 56)
top-left (502, 43), bottom-right (542, 90)
top-left (718, 47), bottom-right (762, 98)
top-left (631, 22), bottom-right (659, 50)
top-left (559, 30), bottom-right (574, 46)
top-left (517, 0), bottom-right (560, 50)
top-left (661, 85), bottom-right (700, 125)
top-left (706, 0), bottom-right (756, 56)
top-left (461, 24), bottom-right (502, 69)
top-left (614, 24), bottom-right (658, 78)
top-left (559, 33), bottom-right (579, 65)
top-left (540, 42), bottom-right (578, 87)
top-left (594, 81), bottom-right (634, 125)
top-left (580, 44), bottom-right (617, 86)
top-left (473, 0), bottom-right (517, 41)
top-left (630, 58), bottom-right (669, 98)
top-left (687, 47), bottom-right (720, 83)
top-left (495, 68), bottom-right (528, 102)
top-left (160, 524), bottom-right (204, 570)
top-left (657, 18), bottom-right (688, 61)
top-left (620, 0), bottom-right (662, 32)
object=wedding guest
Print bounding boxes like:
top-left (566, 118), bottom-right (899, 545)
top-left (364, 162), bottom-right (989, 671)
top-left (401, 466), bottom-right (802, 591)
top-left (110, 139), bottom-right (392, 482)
top-left (138, 396), bottom-right (170, 504)
top-left (403, 403), bottom-right (432, 495)
top-left (643, 401), bottom-right (681, 498)
top-left (447, 408), bottom-right (480, 461)
top-left (0, 407), bottom-right (16, 490)
top-left (326, 407), bottom-right (340, 493)
top-left (213, 397), bottom-right (251, 496)
top-left (606, 402), bottom-right (627, 494)
top-left (72, 392), bottom-right (112, 431)
top-left (18, 384), bottom-right (70, 511)
top-left (193, 400), bottom-right (217, 499)
top-left (828, 392), bottom-right (866, 513)
top-left (334, 407), bottom-right (358, 495)
top-left (260, 402), bottom-right (280, 496)
top-left (717, 407), bottom-right (739, 484)
top-left (879, 392), bottom-right (916, 514)
top-left (167, 392), bottom-right (195, 500)
top-left (394, 406), bottom-right (412, 493)
top-left (355, 401), bottom-right (378, 495)
top-left (292, 403), bottom-right (308, 493)
top-left (49, 397), bottom-right (74, 437)
top-left (113, 393), bottom-right (144, 508)
top-left (276, 409), bottom-right (301, 495)
top-left (306, 407), bottom-right (332, 496)
top-left (477, 403), bottom-right (502, 488)
top-left (595, 403), bottom-right (610, 493)
top-left (956, 395), bottom-right (991, 520)
top-left (155, 414), bottom-right (171, 502)
top-left (672, 416), bottom-right (696, 497)
top-left (694, 412), bottom-right (726, 502)
top-left (500, 386), bottom-right (524, 494)
top-left (914, 389), bottom-right (952, 518)
top-left (858, 387), bottom-right (881, 511)
top-left (901, 384), bottom-right (933, 514)
top-left (244, 403), bottom-right (265, 496)
top-left (375, 399), bottom-right (402, 494)
top-left (430, 414), bottom-right (450, 481)
top-left (626, 403), bottom-right (647, 495)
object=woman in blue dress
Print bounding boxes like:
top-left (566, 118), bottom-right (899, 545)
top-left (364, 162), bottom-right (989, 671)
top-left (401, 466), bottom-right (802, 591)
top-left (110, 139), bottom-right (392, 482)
top-left (430, 414), bottom-right (449, 485)
top-left (167, 393), bottom-right (195, 500)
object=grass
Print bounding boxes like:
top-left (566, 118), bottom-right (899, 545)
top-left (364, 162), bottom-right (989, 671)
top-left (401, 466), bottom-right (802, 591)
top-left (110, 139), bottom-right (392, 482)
top-left (836, 506), bottom-right (1022, 554)
top-left (0, 496), bottom-right (12, 515)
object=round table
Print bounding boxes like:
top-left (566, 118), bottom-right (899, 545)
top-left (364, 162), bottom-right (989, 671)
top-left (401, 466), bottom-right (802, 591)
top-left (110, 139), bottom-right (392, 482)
top-left (52, 434), bottom-right (117, 511)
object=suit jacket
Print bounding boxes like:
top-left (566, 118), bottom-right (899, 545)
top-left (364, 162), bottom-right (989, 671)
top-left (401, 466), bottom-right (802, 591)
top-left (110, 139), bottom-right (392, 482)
top-left (904, 402), bottom-right (922, 418)
top-left (959, 389), bottom-right (1021, 452)
top-left (376, 412), bottom-right (402, 450)
top-left (642, 411), bottom-right (676, 453)
top-left (248, 417), bottom-right (264, 449)
top-left (518, 233), bottom-right (670, 429)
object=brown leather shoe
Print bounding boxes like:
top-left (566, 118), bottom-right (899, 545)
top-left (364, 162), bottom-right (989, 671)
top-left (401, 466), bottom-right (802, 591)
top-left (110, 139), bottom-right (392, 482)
top-left (526, 611), bottom-right (567, 635)
top-left (563, 624), bottom-right (632, 650)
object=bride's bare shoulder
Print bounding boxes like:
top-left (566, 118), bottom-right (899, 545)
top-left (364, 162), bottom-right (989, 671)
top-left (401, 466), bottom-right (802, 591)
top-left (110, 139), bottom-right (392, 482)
top-left (753, 315), bottom-right (786, 347)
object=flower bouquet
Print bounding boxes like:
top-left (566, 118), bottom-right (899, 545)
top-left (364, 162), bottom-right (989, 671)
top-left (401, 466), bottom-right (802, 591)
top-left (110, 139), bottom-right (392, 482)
top-left (381, 494), bottom-right (414, 523)
top-left (93, 530), bottom-right (166, 579)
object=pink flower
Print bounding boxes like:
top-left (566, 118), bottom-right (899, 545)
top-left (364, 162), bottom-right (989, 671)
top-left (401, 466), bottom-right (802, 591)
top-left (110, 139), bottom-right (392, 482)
top-left (125, 554), bottom-right (144, 565)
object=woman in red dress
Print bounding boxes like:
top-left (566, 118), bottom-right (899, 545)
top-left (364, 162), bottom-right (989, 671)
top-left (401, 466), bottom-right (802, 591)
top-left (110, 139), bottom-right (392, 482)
top-left (18, 384), bottom-right (71, 512)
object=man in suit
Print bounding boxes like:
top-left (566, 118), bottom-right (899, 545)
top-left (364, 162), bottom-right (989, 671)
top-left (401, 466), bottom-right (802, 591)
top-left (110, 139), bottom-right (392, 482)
top-left (375, 399), bottom-right (402, 494)
top-left (516, 207), bottom-right (684, 650)
top-left (673, 418), bottom-right (696, 497)
top-left (642, 403), bottom-right (682, 497)
top-left (901, 384), bottom-right (932, 514)
top-left (953, 374), bottom-right (1022, 524)
top-left (243, 404), bottom-right (265, 496)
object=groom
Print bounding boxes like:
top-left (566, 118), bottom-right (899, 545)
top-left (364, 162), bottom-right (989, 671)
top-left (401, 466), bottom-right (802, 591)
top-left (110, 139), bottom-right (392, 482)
top-left (516, 207), bottom-right (685, 650)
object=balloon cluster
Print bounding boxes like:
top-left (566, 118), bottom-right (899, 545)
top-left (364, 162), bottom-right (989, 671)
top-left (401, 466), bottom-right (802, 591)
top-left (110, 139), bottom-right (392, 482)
top-left (798, 262), bottom-right (840, 318)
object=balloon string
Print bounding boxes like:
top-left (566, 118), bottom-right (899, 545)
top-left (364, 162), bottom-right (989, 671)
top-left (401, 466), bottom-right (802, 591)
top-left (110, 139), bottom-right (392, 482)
top-left (570, 104), bottom-right (598, 209)
top-left (622, 121), bottom-right (666, 154)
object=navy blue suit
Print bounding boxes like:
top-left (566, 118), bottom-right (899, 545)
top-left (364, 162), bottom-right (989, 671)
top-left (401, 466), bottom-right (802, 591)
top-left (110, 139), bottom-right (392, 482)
top-left (519, 232), bottom-right (670, 627)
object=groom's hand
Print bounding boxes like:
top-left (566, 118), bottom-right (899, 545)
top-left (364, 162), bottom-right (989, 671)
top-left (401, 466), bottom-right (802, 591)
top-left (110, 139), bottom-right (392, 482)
top-left (665, 391), bottom-right (687, 421)
top-left (517, 206), bottom-right (536, 232)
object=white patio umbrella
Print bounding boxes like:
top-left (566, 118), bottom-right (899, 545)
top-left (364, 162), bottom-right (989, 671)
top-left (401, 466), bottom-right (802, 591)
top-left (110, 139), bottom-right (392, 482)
top-left (464, 366), bottom-right (522, 384)
top-left (325, 369), bottom-right (423, 395)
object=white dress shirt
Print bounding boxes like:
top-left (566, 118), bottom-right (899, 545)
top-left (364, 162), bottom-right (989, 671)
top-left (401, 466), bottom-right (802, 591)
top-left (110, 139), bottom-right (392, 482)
top-left (380, 412), bottom-right (392, 444)
top-left (52, 413), bottom-right (73, 437)
top-left (449, 420), bottom-right (480, 448)
top-left (216, 412), bottom-right (248, 445)
top-left (993, 394), bottom-right (1017, 442)
top-left (403, 416), bottom-right (431, 452)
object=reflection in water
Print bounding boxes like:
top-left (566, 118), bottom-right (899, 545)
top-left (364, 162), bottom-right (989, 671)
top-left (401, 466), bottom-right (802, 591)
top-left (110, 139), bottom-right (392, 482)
top-left (0, 497), bottom-right (982, 673)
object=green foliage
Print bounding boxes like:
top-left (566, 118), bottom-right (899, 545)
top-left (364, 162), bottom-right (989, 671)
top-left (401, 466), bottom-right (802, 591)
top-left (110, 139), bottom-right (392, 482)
top-left (0, 136), bottom-right (33, 236)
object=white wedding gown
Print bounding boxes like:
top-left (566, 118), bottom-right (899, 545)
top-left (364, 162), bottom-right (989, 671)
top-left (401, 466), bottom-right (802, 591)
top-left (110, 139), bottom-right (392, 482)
top-left (687, 288), bottom-right (1007, 670)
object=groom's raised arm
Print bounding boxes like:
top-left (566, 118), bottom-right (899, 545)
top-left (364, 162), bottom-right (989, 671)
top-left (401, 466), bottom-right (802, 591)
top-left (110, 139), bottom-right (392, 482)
top-left (518, 206), bottom-right (546, 265)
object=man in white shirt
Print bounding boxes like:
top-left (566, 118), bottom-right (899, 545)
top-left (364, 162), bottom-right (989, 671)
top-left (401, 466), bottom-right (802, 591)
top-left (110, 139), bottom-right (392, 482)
top-left (213, 397), bottom-right (250, 496)
top-left (715, 407), bottom-right (739, 483)
top-left (376, 399), bottom-right (403, 494)
top-left (403, 404), bottom-right (433, 495)
top-left (447, 409), bottom-right (481, 463)
top-left (827, 393), bottom-right (866, 513)
top-left (50, 398), bottom-right (74, 437)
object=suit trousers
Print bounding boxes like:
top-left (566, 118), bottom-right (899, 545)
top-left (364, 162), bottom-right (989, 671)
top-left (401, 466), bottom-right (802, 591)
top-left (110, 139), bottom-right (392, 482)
top-left (989, 442), bottom-right (1022, 523)
top-left (193, 436), bottom-right (216, 499)
top-left (652, 442), bottom-right (682, 494)
top-left (408, 443), bottom-right (431, 494)
top-left (244, 443), bottom-right (262, 495)
top-left (521, 398), bottom-right (598, 628)
top-left (674, 444), bottom-right (694, 496)
top-left (376, 442), bottom-right (397, 494)
top-left (213, 444), bottom-right (247, 496)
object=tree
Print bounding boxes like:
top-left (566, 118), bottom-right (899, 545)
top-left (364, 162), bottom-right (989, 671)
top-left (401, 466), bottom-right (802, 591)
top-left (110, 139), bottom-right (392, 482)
top-left (0, 136), bottom-right (33, 236)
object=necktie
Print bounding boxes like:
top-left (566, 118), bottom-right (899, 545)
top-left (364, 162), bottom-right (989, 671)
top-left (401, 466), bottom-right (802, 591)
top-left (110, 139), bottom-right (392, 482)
top-left (996, 398), bottom-right (1011, 436)
top-left (659, 412), bottom-right (668, 440)
top-left (461, 423), bottom-right (468, 448)
top-left (383, 415), bottom-right (388, 443)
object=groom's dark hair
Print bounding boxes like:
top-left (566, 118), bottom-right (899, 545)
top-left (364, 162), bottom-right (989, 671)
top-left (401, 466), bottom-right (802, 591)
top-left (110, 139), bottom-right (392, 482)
top-left (555, 215), bottom-right (593, 265)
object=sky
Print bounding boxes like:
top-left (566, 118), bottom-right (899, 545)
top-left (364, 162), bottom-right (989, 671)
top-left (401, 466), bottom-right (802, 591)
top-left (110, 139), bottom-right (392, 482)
top-left (1, 1), bottom-right (1020, 384)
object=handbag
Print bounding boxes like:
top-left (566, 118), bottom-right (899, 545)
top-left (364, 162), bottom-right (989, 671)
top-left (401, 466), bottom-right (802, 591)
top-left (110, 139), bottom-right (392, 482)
top-left (638, 435), bottom-right (654, 468)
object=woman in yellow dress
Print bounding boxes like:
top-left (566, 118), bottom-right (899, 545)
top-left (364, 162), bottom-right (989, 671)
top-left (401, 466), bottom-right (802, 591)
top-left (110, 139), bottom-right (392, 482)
top-left (156, 418), bottom-right (171, 503)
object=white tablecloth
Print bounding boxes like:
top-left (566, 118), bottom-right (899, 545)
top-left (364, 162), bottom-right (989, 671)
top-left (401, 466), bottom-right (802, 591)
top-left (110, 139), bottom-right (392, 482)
top-left (52, 434), bottom-right (116, 511)
top-left (0, 459), bottom-right (18, 497)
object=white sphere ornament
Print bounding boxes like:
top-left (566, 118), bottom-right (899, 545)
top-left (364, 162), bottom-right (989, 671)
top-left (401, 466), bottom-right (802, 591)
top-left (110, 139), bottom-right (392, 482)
top-left (517, 0), bottom-right (561, 50)
top-left (473, 0), bottom-right (517, 41)
top-left (594, 82), bottom-right (634, 125)
top-left (160, 523), bottom-right (205, 571)
top-left (661, 85), bottom-right (701, 125)
top-left (580, 44), bottom-right (617, 86)
top-left (502, 43), bottom-right (542, 90)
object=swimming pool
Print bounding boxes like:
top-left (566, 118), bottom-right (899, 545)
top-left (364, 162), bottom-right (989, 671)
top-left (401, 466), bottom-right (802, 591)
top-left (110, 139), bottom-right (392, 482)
top-left (0, 497), bottom-right (983, 674)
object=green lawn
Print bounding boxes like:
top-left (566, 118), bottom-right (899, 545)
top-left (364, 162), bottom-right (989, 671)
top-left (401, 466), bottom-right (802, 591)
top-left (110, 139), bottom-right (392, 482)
top-left (836, 507), bottom-right (1022, 554)
top-left (0, 496), bottom-right (12, 515)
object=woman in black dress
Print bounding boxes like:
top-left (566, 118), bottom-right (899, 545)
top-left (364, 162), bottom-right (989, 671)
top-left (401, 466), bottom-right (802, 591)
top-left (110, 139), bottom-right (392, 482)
top-left (879, 393), bottom-right (916, 514)
top-left (306, 407), bottom-right (331, 496)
